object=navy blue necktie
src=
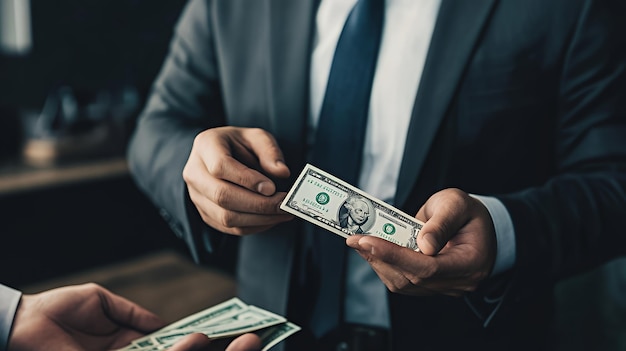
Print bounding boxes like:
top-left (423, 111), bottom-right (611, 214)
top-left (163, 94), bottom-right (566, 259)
top-left (311, 0), bottom-right (384, 183)
top-left (308, 0), bottom-right (384, 338)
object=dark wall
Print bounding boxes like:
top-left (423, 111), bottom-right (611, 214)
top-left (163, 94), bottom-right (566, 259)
top-left (0, 176), bottom-right (189, 287)
top-left (0, 0), bottom-right (187, 110)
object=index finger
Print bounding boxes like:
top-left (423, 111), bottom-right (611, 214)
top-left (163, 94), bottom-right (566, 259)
top-left (95, 284), bottom-right (165, 333)
top-left (201, 129), bottom-right (289, 196)
top-left (349, 235), bottom-right (434, 275)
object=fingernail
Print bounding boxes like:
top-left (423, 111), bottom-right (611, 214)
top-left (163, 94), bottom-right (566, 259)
top-left (422, 233), bottom-right (439, 251)
top-left (346, 236), bottom-right (359, 248)
top-left (359, 239), bottom-right (374, 254)
top-left (276, 160), bottom-right (290, 176)
top-left (257, 181), bottom-right (273, 196)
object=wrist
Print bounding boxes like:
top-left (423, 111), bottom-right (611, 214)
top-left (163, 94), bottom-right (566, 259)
top-left (7, 295), bottom-right (39, 351)
top-left (0, 285), bottom-right (22, 351)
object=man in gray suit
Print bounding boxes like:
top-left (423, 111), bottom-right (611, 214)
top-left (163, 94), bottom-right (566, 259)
top-left (128, 0), bottom-right (626, 350)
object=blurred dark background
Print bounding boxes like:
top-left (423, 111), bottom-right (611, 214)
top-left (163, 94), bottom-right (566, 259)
top-left (0, 0), bottom-right (238, 291)
top-left (0, 0), bottom-right (186, 109)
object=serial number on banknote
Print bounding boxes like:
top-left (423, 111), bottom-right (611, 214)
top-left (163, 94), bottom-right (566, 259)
top-left (280, 164), bottom-right (423, 251)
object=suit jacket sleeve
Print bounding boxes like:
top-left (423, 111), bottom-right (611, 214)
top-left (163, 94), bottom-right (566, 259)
top-left (460, 0), bottom-right (626, 327)
top-left (0, 284), bottom-right (22, 351)
top-left (127, 0), bottom-right (223, 263)
top-left (497, 0), bottom-right (626, 282)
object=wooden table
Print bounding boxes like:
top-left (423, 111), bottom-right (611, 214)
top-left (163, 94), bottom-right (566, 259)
top-left (18, 249), bottom-right (237, 324)
top-left (0, 156), bottom-right (128, 196)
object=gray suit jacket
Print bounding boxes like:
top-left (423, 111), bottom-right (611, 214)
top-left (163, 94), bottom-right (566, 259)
top-left (128, 0), bottom-right (626, 349)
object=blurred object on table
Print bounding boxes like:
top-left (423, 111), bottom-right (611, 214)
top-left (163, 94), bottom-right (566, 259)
top-left (22, 85), bottom-right (140, 166)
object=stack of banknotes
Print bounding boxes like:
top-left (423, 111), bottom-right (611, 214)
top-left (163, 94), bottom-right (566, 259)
top-left (281, 163), bottom-right (424, 250)
top-left (117, 297), bottom-right (301, 351)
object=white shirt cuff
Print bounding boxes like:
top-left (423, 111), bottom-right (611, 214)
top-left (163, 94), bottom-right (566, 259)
top-left (0, 284), bottom-right (22, 351)
top-left (470, 194), bottom-right (516, 276)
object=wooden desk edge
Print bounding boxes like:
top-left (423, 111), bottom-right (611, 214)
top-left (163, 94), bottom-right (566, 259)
top-left (0, 157), bottom-right (130, 196)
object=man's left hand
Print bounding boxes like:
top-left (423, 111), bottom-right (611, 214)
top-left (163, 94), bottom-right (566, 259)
top-left (346, 188), bottom-right (497, 297)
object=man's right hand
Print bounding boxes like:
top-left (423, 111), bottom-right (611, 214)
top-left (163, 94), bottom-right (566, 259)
top-left (183, 126), bottom-right (294, 235)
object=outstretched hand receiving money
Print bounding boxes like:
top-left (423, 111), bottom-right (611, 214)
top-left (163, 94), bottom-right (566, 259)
top-left (6, 284), bottom-right (263, 351)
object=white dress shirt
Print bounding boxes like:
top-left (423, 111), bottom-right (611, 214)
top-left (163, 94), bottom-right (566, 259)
top-left (310, 0), bottom-right (516, 328)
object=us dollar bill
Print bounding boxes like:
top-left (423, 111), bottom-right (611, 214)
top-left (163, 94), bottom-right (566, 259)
top-left (158, 297), bottom-right (248, 333)
top-left (128, 298), bottom-right (248, 348)
top-left (116, 297), bottom-right (300, 351)
top-left (280, 163), bottom-right (423, 250)
top-left (148, 306), bottom-right (287, 347)
top-left (258, 322), bottom-right (302, 351)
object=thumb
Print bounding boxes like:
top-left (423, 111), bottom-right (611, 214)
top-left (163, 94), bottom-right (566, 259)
top-left (98, 286), bottom-right (165, 333)
top-left (417, 189), bottom-right (472, 256)
top-left (167, 333), bottom-right (213, 351)
top-left (226, 333), bottom-right (263, 351)
top-left (242, 128), bottom-right (290, 179)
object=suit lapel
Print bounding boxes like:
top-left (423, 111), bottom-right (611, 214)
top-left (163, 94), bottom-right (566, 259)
top-left (267, 0), bottom-right (318, 173)
top-left (395, 0), bottom-right (498, 207)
